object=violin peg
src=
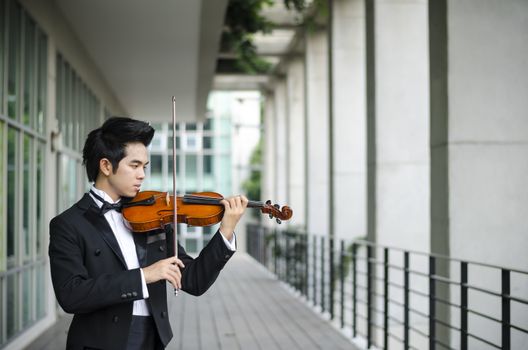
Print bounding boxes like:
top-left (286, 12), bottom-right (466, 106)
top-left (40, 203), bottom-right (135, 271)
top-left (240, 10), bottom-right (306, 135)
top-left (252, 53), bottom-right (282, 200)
top-left (266, 200), bottom-right (272, 205)
top-left (276, 218), bottom-right (281, 224)
top-left (269, 214), bottom-right (273, 219)
top-left (274, 204), bottom-right (280, 209)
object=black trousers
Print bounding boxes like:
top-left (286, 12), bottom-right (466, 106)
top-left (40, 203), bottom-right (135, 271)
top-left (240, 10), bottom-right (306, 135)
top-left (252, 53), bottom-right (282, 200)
top-left (126, 316), bottom-right (163, 350)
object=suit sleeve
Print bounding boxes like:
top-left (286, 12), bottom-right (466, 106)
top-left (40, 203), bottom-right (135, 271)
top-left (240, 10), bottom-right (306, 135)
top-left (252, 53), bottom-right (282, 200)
top-left (49, 215), bottom-right (143, 314)
top-left (165, 225), bottom-right (234, 296)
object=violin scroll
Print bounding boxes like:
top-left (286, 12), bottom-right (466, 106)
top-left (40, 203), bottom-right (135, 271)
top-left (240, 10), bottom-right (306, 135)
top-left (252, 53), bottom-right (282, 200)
top-left (261, 200), bottom-right (293, 224)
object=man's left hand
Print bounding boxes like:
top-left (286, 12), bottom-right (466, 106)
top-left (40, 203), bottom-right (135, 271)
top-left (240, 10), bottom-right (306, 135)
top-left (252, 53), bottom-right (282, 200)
top-left (219, 195), bottom-right (248, 241)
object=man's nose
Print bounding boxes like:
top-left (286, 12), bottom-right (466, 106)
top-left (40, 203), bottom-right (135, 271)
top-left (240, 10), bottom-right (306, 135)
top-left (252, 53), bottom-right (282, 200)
top-left (138, 167), bottom-right (145, 179)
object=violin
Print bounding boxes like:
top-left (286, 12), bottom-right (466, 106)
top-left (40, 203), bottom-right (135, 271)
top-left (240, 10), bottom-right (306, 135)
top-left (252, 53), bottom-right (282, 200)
top-left (122, 190), bottom-right (293, 233)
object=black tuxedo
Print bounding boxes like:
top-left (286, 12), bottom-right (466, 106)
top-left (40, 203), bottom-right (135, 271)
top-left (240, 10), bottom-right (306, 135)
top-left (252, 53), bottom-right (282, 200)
top-left (49, 193), bottom-right (235, 349)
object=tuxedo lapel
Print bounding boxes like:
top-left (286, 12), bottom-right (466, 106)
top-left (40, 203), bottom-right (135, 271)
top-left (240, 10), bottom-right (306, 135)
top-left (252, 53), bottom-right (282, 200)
top-left (133, 232), bottom-right (147, 267)
top-left (82, 197), bottom-right (127, 268)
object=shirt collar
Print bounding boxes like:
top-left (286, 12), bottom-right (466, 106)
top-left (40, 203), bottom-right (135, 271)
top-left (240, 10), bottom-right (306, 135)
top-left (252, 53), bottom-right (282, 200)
top-left (89, 185), bottom-right (121, 207)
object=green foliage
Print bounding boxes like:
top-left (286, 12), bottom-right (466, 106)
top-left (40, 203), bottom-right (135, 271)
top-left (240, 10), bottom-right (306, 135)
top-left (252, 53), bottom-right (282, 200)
top-left (242, 140), bottom-right (262, 216)
top-left (222, 0), bottom-right (274, 74)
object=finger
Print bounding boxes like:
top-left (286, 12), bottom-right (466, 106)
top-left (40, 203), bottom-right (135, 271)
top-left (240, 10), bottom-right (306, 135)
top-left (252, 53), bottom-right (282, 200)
top-left (234, 195), bottom-right (242, 209)
top-left (166, 256), bottom-right (179, 264)
top-left (167, 269), bottom-right (182, 289)
top-left (241, 195), bottom-right (249, 207)
top-left (221, 199), bottom-right (231, 210)
top-left (175, 259), bottom-right (185, 269)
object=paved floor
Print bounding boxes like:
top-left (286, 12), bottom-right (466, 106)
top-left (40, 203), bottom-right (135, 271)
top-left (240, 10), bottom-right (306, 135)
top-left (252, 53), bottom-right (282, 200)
top-left (27, 253), bottom-right (356, 350)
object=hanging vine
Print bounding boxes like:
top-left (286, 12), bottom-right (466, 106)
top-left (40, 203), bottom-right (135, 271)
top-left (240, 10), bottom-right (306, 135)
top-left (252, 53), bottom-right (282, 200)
top-left (220, 0), bottom-right (327, 74)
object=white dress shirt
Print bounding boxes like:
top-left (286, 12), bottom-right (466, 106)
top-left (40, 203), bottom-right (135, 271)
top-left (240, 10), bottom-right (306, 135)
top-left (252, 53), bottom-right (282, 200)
top-left (89, 187), bottom-right (237, 316)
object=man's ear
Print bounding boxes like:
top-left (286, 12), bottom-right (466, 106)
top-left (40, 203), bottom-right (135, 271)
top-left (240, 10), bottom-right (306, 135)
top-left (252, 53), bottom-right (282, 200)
top-left (99, 158), bottom-right (113, 176)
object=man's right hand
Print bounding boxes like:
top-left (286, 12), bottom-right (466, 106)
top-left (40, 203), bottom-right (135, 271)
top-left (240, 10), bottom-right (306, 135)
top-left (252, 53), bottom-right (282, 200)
top-left (142, 256), bottom-right (185, 289)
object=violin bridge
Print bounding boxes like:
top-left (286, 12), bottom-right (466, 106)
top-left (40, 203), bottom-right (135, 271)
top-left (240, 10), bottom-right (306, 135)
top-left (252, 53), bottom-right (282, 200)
top-left (165, 192), bottom-right (170, 206)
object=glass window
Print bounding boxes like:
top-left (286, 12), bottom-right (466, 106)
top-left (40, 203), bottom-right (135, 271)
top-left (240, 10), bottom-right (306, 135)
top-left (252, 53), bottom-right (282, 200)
top-left (36, 143), bottom-right (43, 256)
top-left (168, 154), bottom-right (180, 176)
top-left (23, 16), bottom-right (35, 127)
top-left (7, 127), bottom-right (16, 265)
top-left (22, 269), bottom-right (31, 327)
top-left (167, 135), bottom-right (180, 150)
top-left (186, 122), bottom-right (197, 131)
top-left (0, 0), bottom-right (4, 112)
top-left (204, 155), bottom-right (213, 175)
top-left (185, 155), bottom-right (197, 178)
top-left (185, 238), bottom-right (197, 252)
top-left (23, 135), bottom-right (30, 261)
top-left (36, 264), bottom-right (46, 318)
top-left (37, 30), bottom-right (46, 133)
top-left (217, 135), bottom-right (231, 153)
top-left (203, 118), bottom-right (213, 131)
top-left (7, 274), bottom-right (17, 338)
top-left (203, 136), bottom-right (213, 150)
top-left (7, 1), bottom-right (20, 120)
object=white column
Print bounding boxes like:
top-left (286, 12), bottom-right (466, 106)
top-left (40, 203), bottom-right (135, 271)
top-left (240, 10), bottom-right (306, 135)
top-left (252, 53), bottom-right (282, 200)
top-left (286, 58), bottom-right (306, 229)
top-left (373, 1), bottom-right (430, 348)
top-left (273, 79), bottom-right (288, 209)
top-left (262, 93), bottom-right (276, 228)
top-left (332, 0), bottom-right (367, 240)
top-left (305, 30), bottom-right (330, 235)
top-left (375, 0), bottom-right (430, 251)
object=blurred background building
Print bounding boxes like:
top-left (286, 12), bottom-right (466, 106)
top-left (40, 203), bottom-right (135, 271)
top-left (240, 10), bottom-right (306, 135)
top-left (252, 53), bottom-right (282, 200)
top-left (0, 0), bottom-right (527, 349)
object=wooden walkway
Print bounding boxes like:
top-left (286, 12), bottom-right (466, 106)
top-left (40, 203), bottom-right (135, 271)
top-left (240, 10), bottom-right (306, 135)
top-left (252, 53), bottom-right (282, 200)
top-left (28, 253), bottom-right (356, 350)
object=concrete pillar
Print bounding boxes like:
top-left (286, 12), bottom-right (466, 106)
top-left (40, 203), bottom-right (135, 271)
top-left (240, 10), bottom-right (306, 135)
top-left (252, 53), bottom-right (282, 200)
top-left (273, 79), bottom-right (288, 209)
top-left (374, 0), bottom-right (430, 251)
top-left (430, 1), bottom-right (528, 348)
top-left (286, 58), bottom-right (306, 229)
top-left (305, 30), bottom-right (330, 236)
top-left (262, 93), bottom-right (276, 228)
top-left (369, 0), bottom-right (430, 347)
top-left (332, 0), bottom-right (367, 241)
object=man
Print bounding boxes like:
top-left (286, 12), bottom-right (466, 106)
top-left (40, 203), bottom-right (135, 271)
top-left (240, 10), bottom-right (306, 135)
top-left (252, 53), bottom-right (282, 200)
top-left (49, 117), bottom-right (248, 349)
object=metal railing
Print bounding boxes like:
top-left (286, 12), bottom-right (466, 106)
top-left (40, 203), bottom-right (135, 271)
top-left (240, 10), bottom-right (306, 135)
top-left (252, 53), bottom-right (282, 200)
top-left (246, 224), bottom-right (528, 350)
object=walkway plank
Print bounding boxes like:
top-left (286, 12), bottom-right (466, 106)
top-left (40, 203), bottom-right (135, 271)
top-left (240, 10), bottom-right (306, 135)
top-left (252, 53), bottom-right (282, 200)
top-left (27, 253), bottom-right (356, 350)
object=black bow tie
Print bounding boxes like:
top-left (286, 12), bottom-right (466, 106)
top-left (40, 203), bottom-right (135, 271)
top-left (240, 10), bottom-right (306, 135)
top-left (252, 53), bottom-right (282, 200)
top-left (90, 190), bottom-right (123, 215)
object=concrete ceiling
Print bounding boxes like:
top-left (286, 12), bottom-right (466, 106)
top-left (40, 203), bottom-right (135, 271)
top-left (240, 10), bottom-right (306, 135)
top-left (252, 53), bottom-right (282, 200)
top-left (55, 0), bottom-right (228, 122)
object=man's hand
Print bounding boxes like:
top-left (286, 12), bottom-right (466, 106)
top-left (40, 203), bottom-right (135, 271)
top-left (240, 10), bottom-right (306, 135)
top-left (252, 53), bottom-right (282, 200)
top-left (219, 195), bottom-right (249, 241)
top-left (142, 256), bottom-right (185, 289)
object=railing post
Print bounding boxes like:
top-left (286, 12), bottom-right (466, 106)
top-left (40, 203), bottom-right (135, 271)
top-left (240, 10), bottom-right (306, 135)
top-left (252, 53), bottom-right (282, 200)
top-left (313, 235), bottom-right (317, 305)
top-left (352, 243), bottom-right (357, 338)
top-left (273, 229), bottom-right (277, 275)
top-left (367, 245), bottom-right (373, 349)
top-left (404, 251), bottom-right (410, 350)
top-left (502, 269), bottom-right (511, 350)
top-left (286, 231), bottom-right (290, 285)
top-left (461, 261), bottom-right (468, 350)
top-left (321, 236), bottom-right (326, 313)
top-left (340, 240), bottom-right (345, 329)
top-left (384, 248), bottom-right (389, 350)
top-left (305, 234), bottom-right (309, 296)
top-left (294, 232), bottom-right (299, 291)
top-left (429, 256), bottom-right (436, 350)
top-left (330, 237), bottom-right (335, 320)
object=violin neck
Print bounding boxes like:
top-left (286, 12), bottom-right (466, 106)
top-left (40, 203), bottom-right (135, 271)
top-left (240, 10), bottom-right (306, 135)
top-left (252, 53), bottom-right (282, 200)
top-left (182, 195), bottom-right (263, 208)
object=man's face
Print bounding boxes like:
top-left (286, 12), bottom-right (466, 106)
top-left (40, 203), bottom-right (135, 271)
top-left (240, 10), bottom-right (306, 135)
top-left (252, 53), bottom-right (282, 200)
top-left (107, 142), bottom-right (149, 199)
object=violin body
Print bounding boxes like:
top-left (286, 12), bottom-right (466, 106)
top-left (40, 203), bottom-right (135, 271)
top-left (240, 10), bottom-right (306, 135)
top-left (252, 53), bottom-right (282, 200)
top-left (122, 191), bottom-right (225, 232)
top-left (122, 190), bottom-right (293, 233)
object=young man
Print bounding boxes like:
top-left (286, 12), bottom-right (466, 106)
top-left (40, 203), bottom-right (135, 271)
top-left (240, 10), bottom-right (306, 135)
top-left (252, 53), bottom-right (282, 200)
top-left (49, 117), bottom-right (248, 350)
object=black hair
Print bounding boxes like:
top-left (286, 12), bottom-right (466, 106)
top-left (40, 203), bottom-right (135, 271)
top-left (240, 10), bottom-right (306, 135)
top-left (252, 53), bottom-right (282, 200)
top-left (82, 116), bottom-right (154, 182)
